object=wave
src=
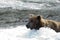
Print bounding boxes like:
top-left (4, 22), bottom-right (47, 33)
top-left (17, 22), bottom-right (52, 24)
top-left (0, 0), bottom-right (60, 10)
top-left (0, 25), bottom-right (60, 40)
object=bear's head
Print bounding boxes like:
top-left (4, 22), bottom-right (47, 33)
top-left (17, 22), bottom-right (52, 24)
top-left (26, 14), bottom-right (44, 30)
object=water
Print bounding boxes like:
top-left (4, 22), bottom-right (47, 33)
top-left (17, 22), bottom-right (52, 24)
top-left (0, 25), bottom-right (57, 40)
top-left (0, 25), bottom-right (60, 40)
top-left (0, 0), bottom-right (60, 40)
top-left (0, 0), bottom-right (60, 10)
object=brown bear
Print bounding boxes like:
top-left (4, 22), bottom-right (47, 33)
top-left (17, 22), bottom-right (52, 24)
top-left (26, 14), bottom-right (60, 32)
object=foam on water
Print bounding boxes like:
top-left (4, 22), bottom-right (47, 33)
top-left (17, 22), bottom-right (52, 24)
top-left (0, 0), bottom-right (60, 10)
top-left (0, 25), bottom-right (60, 40)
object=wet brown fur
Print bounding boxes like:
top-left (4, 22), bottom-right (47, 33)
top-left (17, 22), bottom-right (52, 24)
top-left (28, 15), bottom-right (60, 32)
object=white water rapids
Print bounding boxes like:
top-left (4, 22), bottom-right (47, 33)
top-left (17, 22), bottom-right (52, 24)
top-left (0, 0), bottom-right (60, 10)
top-left (0, 25), bottom-right (60, 40)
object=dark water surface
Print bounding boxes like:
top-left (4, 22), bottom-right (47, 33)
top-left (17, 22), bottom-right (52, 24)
top-left (0, 7), bottom-right (60, 28)
top-left (0, 0), bottom-right (60, 28)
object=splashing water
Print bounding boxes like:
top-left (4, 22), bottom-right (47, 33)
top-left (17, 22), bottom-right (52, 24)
top-left (0, 25), bottom-right (60, 40)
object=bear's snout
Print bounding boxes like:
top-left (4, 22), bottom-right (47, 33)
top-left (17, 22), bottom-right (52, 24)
top-left (26, 24), bottom-right (30, 28)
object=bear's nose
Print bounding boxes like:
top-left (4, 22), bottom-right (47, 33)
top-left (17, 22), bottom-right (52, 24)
top-left (26, 25), bottom-right (29, 28)
top-left (26, 25), bottom-right (28, 27)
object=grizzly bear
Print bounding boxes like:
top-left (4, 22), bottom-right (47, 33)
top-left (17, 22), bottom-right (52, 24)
top-left (26, 14), bottom-right (60, 32)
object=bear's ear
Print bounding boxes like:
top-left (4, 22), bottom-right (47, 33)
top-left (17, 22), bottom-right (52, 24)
top-left (37, 16), bottom-right (41, 20)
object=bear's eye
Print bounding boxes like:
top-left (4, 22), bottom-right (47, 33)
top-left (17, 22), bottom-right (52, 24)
top-left (30, 20), bottom-right (33, 22)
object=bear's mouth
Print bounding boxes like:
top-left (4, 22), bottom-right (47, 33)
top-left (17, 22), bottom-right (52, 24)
top-left (26, 23), bottom-right (41, 30)
top-left (29, 25), bottom-right (40, 30)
